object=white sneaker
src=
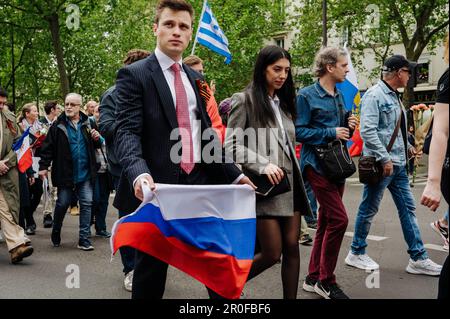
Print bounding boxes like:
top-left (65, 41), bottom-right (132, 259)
top-left (345, 251), bottom-right (379, 270)
top-left (124, 270), bottom-right (134, 292)
top-left (406, 258), bottom-right (442, 276)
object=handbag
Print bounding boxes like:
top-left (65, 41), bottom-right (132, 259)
top-left (246, 168), bottom-right (291, 199)
top-left (358, 112), bottom-right (401, 185)
top-left (314, 139), bottom-right (356, 181)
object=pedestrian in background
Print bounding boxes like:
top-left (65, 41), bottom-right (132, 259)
top-left (0, 87), bottom-right (34, 264)
top-left (346, 55), bottom-right (441, 276)
top-left (39, 93), bottom-right (101, 251)
top-left (99, 48), bottom-right (151, 292)
top-left (296, 47), bottom-right (358, 299)
top-left (421, 33), bottom-right (449, 299)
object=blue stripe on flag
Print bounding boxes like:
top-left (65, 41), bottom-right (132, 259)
top-left (120, 203), bottom-right (255, 260)
top-left (197, 38), bottom-right (232, 64)
top-left (198, 27), bottom-right (228, 47)
top-left (12, 127), bottom-right (30, 151)
top-left (337, 79), bottom-right (359, 111)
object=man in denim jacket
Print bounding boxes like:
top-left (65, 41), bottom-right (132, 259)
top-left (345, 55), bottom-right (442, 276)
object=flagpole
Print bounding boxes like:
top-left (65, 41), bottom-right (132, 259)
top-left (191, 0), bottom-right (207, 55)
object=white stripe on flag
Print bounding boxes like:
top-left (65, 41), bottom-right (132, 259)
top-left (344, 48), bottom-right (358, 88)
top-left (151, 184), bottom-right (255, 221)
top-left (197, 32), bottom-right (230, 53)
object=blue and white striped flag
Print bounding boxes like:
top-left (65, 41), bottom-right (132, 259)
top-left (195, 0), bottom-right (232, 64)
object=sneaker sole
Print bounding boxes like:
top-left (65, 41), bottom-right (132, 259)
top-left (77, 245), bottom-right (94, 251)
top-left (302, 282), bottom-right (316, 293)
top-left (313, 285), bottom-right (330, 299)
top-left (430, 222), bottom-right (448, 241)
top-left (345, 257), bottom-right (379, 271)
top-left (406, 265), bottom-right (441, 276)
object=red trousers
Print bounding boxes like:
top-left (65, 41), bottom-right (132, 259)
top-left (306, 167), bottom-right (348, 285)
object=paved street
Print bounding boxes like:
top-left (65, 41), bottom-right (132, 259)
top-left (0, 174), bottom-right (447, 299)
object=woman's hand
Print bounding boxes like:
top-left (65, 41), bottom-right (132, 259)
top-left (264, 163), bottom-right (284, 185)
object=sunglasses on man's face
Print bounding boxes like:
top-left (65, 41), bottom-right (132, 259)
top-left (399, 68), bottom-right (412, 75)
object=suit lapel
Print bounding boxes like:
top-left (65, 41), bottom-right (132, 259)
top-left (268, 110), bottom-right (291, 158)
top-left (184, 65), bottom-right (208, 125)
top-left (148, 55), bottom-right (178, 129)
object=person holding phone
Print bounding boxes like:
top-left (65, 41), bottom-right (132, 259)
top-left (225, 45), bottom-right (312, 299)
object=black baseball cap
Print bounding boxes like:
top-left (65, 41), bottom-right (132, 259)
top-left (382, 55), bottom-right (417, 72)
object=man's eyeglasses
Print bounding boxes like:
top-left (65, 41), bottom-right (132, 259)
top-left (65, 102), bottom-right (81, 107)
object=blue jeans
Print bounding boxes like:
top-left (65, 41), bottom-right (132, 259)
top-left (304, 180), bottom-right (318, 224)
top-left (351, 165), bottom-right (428, 261)
top-left (53, 180), bottom-right (93, 244)
top-left (93, 173), bottom-right (110, 232)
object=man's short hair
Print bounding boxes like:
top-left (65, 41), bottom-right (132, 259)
top-left (154, 0), bottom-right (194, 25)
top-left (65, 93), bottom-right (83, 105)
top-left (0, 87), bottom-right (7, 98)
top-left (44, 100), bottom-right (58, 115)
top-left (123, 49), bottom-right (151, 65)
top-left (183, 55), bottom-right (203, 67)
top-left (313, 47), bottom-right (348, 78)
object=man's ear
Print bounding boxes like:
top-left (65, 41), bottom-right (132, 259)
top-left (153, 23), bottom-right (158, 36)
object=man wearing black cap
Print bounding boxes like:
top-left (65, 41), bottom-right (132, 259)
top-left (344, 55), bottom-right (443, 276)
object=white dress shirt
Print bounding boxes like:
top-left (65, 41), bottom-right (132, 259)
top-left (155, 47), bottom-right (201, 163)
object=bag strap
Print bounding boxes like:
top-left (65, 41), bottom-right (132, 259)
top-left (386, 112), bottom-right (402, 153)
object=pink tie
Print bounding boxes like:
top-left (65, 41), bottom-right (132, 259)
top-left (171, 63), bottom-right (194, 174)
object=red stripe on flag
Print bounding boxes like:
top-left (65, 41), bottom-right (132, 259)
top-left (349, 128), bottom-right (363, 157)
top-left (113, 222), bottom-right (253, 299)
top-left (18, 148), bottom-right (33, 173)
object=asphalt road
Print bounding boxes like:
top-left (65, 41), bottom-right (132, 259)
top-left (0, 174), bottom-right (447, 299)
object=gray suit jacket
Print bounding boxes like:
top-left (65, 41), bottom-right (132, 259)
top-left (224, 92), bottom-right (312, 217)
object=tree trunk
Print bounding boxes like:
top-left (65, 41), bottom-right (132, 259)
top-left (322, 0), bottom-right (327, 47)
top-left (48, 13), bottom-right (69, 98)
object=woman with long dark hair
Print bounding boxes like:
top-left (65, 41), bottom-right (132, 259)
top-left (225, 45), bottom-right (312, 299)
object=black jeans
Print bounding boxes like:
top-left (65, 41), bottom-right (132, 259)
top-left (438, 255), bottom-right (449, 299)
top-left (113, 175), bottom-right (136, 275)
top-left (25, 178), bottom-right (43, 228)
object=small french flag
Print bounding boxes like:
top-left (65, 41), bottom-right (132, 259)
top-left (12, 127), bottom-right (33, 173)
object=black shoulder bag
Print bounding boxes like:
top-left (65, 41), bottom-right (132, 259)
top-left (358, 114), bottom-right (401, 185)
top-left (313, 102), bottom-right (356, 182)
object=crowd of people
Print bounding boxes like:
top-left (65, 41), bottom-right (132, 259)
top-left (0, 0), bottom-right (448, 300)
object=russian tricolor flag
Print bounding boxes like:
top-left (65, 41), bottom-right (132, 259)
top-left (12, 127), bottom-right (33, 173)
top-left (336, 46), bottom-right (363, 157)
top-left (111, 183), bottom-right (256, 299)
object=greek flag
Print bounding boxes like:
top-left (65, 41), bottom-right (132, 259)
top-left (195, 0), bottom-right (232, 64)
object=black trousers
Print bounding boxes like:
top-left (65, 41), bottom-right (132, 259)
top-left (131, 165), bottom-right (226, 300)
top-left (438, 255), bottom-right (448, 300)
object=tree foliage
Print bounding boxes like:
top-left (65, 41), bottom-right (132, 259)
top-left (0, 0), bottom-right (282, 110)
top-left (289, 0), bottom-right (449, 93)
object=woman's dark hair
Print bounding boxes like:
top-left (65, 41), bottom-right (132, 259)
top-left (246, 45), bottom-right (296, 127)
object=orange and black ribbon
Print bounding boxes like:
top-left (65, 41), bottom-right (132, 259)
top-left (196, 79), bottom-right (211, 104)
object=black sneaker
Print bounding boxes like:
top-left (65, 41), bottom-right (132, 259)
top-left (77, 240), bottom-right (94, 251)
top-left (51, 229), bottom-right (61, 247)
top-left (95, 230), bottom-right (111, 238)
top-left (25, 226), bottom-right (36, 236)
top-left (302, 275), bottom-right (317, 293)
top-left (43, 215), bottom-right (53, 228)
top-left (314, 281), bottom-right (349, 299)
